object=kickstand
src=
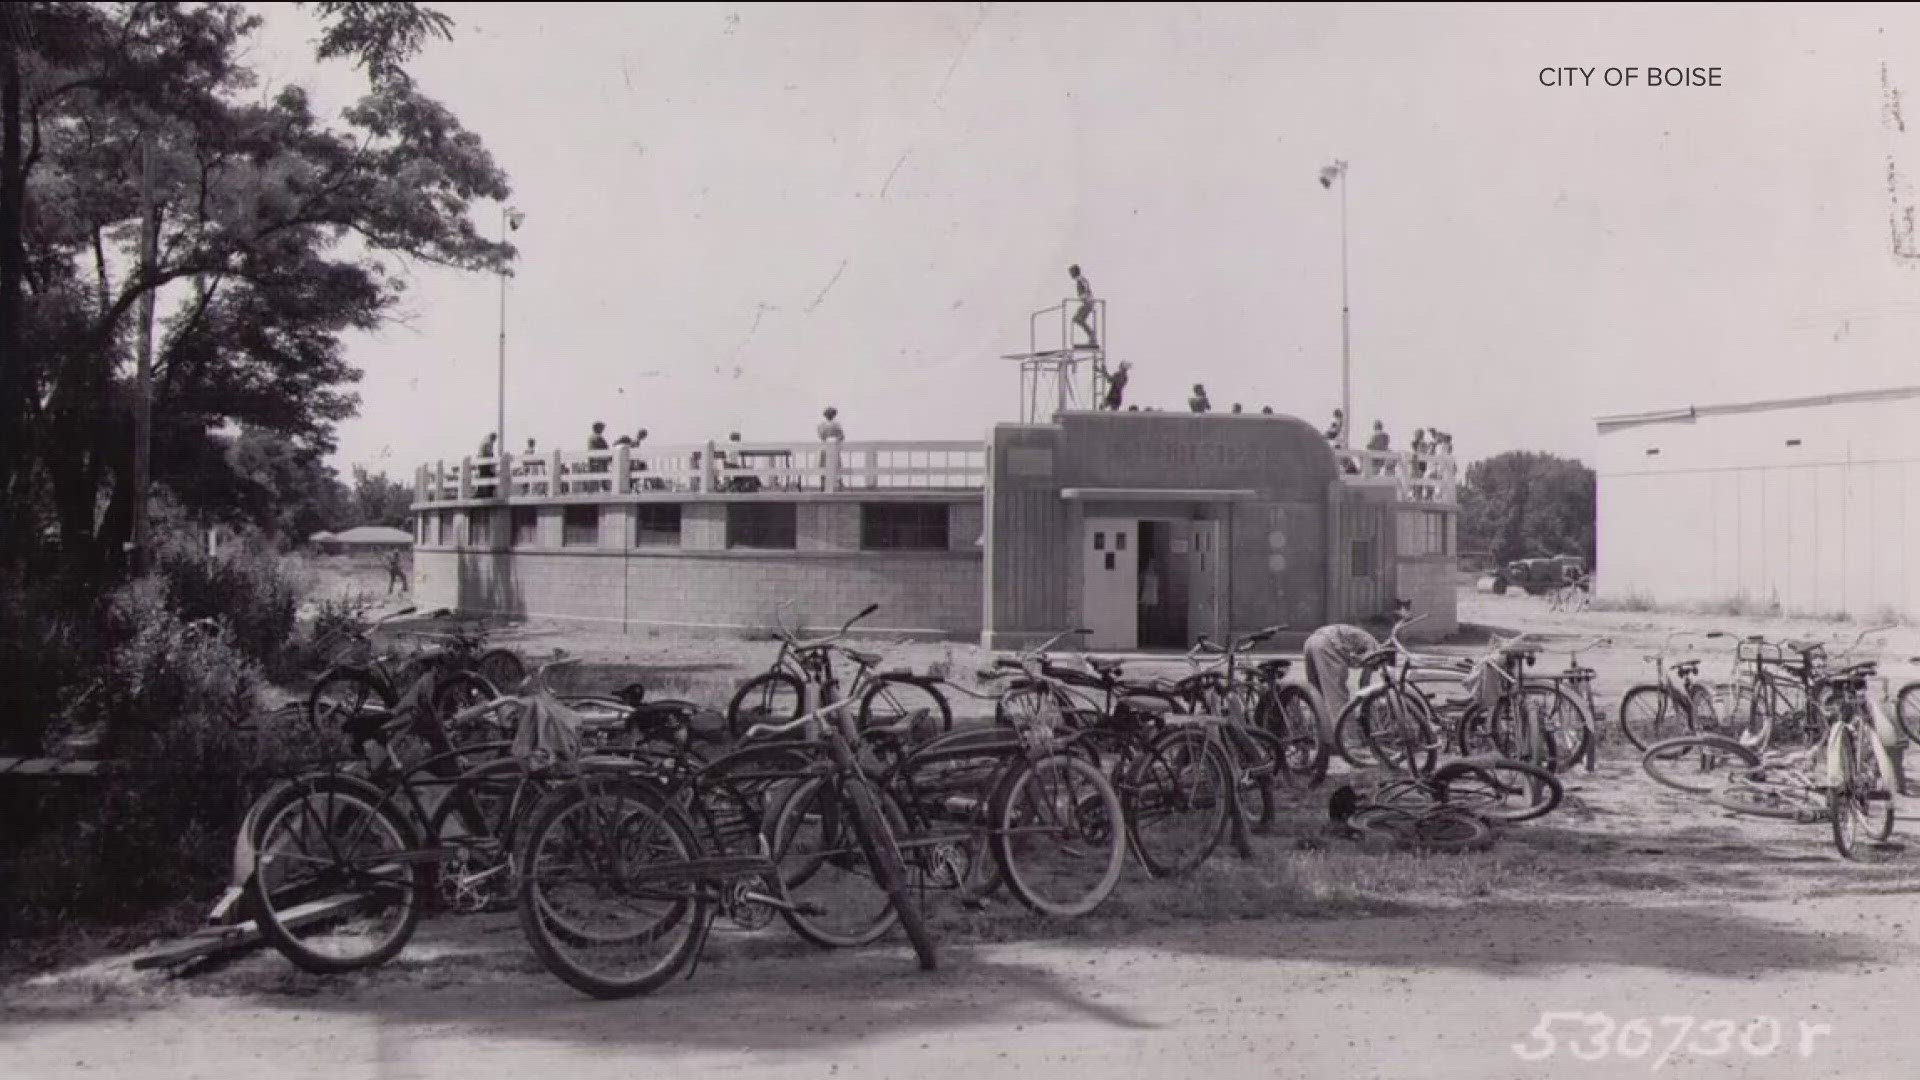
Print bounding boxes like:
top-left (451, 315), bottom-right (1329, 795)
top-left (683, 905), bottom-right (718, 982)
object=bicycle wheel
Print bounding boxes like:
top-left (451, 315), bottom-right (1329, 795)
top-left (1257, 683), bottom-right (1329, 787)
top-left (990, 752), bottom-right (1126, 917)
top-left (1830, 726), bottom-right (1896, 861)
top-left (727, 672), bottom-right (807, 739)
top-left (1709, 773), bottom-right (1826, 823)
top-left (1687, 683), bottom-right (1720, 734)
top-left (857, 677), bottom-right (954, 735)
top-left (433, 670), bottom-right (505, 745)
top-left (840, 776), bottom-right (938, 970)
top-left (1895, 681), bottom-right (1920, 744)
top-left (476, 647), bottom-right (528, 692)
top-left (424, 758), bottom-right (546, 913)
top-left (1432, 758), bottom-right (1563, 823)
top-left (1640, 733), bottom-right (1760, 794)
top-left (1617, 684), bottom-right (1694, 752)
top-left (1123, 726), bottom-right (1231, 878)
top-left (769, 774), bottom-right (905, 948)
top-left (1349, 805), bottom-right (1493, 853)
top-left (1225, 722), bottom-right (1284, 832)
top-left (1356, 687), bottom-right (1441, 776)
top-left (516, 775), bottom-right (707, 1000)
top-left (308, 669), bottom-right (394, 736)
top-left (246, 775), bottom-right (425, 974)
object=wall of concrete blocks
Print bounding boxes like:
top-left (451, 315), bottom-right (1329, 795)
top-left (413, 497), bottom-right (983, 637)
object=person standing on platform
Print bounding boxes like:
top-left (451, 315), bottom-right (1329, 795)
top-left (1189, 384), bottom-right (1212, 413)
top-left (1069, 264), bottom-right (1098, 349)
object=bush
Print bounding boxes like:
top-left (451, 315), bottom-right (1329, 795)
top-left (148, 526), bottom-right (305, 678)
top-left (1, 569), bottom-right (331, 937)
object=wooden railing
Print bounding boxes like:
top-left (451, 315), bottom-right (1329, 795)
top-left (1334, 448), bottom-right (1459, 503)
top-left (415, 440), bottom-right (990, 503)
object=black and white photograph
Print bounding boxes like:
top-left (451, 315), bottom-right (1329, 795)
top-left (3, 3), bottom-right (1919, 1077)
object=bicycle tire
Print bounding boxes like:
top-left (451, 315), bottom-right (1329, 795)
top-left (308, 668), bottom-right (394, 735)
top-left (1431, 758), bottom-right (1563, 823)
top-left (1830, 726), bottom-right (1896, 860)
top-left (1258, 683), bottom-right (1330, 787)
top-left (516, 775), bottom-right (707, 1000)
top-left (1617, 684), bottom-right (1695, 752)
top-left (990, 752), bottom-right (1126, 918)
top-left (1123, 726), bottom-right (1231, 879)
top-left (1640, 733), bottom-right (1760, 794)
top-left (841, 777), bottom-right (938, 970)
top-left (246, 774), bottom-right (425, 974)
top-left (769, 774), bottom-right (903, 949)
top-left (857, 676), bottom-right (954, 735)
top-left (726, 671), bottom-right (807, 739)
top-left (1709, 776), bottom-right (1826, 822)
top-left (1356, 687), bottom-right (1441, 776)
top-left (476, 647), bottom-right (528, 692)
top-left (1895, 681), bottom-right (1920, 744)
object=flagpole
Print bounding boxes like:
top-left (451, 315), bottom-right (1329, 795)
top-left (497, 206), bottom-right (508, 465)
top-left (1339, 162), bottom-right (1350, 450)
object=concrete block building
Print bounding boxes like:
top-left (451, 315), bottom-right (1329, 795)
top-left (411, 410), bottom-right (1460, 648)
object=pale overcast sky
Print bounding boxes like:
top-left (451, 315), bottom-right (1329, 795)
top-left (243, 2), bottom-right (1920, 478)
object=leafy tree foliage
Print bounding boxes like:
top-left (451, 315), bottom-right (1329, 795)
top-left (1457, 451), bottom-right (1597, 566)
top-left (0, 1), bottom-right (511, 567)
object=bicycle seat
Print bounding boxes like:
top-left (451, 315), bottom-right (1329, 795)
top-left (1118, 694), bottom-right (1175, 716)
top-left (1087, 656), bottom-right (1126, 677)
top-left (1675, 660), bottom-right (1701, 677)
top-left (845, 649), bottom-right (884, 667)
top-left (1785, 639), bottom-right (1824, 655)
top-left (1256, 658), bottom-right (1293, 676)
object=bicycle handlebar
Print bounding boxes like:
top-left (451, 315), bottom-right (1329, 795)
top-left (740, 696), bottom-right (857, 741)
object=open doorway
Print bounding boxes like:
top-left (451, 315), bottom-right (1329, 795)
top-left (1137, 521), bottom-right (1191, 649)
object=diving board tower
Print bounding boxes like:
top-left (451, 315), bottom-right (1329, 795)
top-left (1003, 299), bottom-right (1109, 423)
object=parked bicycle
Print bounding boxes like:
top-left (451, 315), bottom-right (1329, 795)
top-left (726, 603), bottom-right (952, 738)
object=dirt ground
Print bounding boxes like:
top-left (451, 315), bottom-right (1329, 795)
top-left (8, 586), bottom-right (1920, 1079)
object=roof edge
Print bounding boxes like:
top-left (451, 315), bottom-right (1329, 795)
top-left (1595, 385), bottom-right (1920, 434)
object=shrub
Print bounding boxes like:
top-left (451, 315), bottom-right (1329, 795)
top-left (1, 570), bottom-right (331, 937)
top-left (148, 527), bottom-right (305, 677)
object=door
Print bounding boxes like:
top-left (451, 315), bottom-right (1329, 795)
top-left (1082, 518), bottom-right (1138, 650)
top-left (1186, 520), bottom-right (1223, 644)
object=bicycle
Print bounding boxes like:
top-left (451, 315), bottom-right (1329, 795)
top-left (982, 630), bottom-right (1234, 879)
top-left (1330, 613), bottom-right (1453, 776)
top-left (726, 602), bottom-right (953, 738)
top-left (514, 693), bottom-right (946, 999)
top-left (1616, 630), bottom-right (1721, 751)
top-left (306, 607), bottom-right (526, 746)
top-left (236, 656), bottom-right (580, 975)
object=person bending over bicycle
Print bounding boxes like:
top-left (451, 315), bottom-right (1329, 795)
top-left (1303, 599), bottom-right (1414, 732)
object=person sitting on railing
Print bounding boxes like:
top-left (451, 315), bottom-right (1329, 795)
top-left (1188, 383), bottom-right (1212, 413)
top-left (477, 432), bottom-right (497, 479)
top-left (1231, 403), bottom-right (1244, 414)
top-left (1325, 408), bottom-right (1344, 443)
top-left (1411, 428), bottom-right (1430, 486)
top-left (1367, 420), bottom-right (1392, 475)
top-left (586, 422), bottom-right (611, 492)
top-left (1262, 406), bottom-right (1275, 415)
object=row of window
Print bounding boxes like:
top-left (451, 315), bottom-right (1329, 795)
top-left (418, 503), bottom-right (952, 552)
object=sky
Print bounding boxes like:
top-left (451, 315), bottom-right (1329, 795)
top-left (239, 2), bottom-right (1920, 479)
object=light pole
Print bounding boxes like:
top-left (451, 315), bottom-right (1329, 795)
top-left (497, 207), bottom-right (523, 467)
top-left (1319, 159), bottom-right (1350, 448)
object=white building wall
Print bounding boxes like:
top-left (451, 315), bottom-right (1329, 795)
top-left (1595, 390), bottom-right (1920, 618)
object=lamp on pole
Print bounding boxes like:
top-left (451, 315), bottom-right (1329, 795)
top-left (1319, 159), bottom-right (1350, 448)
top-left (497, 206), bottom-right (523, 467)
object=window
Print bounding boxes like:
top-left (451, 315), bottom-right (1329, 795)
top-left (434, 512), bottom-right (448, 546)
top-left (511, 507), bottom-right (539, 548)
top-left (1351, 539), bottom-right (1375, 578)
top-left (728, 503), bottom-right (796, 549)
top-left (563, 506), bottom-right (600, 547)
top-left (634, 504), bottom-right (682, 548)
top-left (861, 504), bottom-right (948, 551)
top-left (463, 510), bottom-right (483, 548)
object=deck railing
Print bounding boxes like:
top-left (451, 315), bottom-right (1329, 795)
top-left (415, 440), bottom-right (991, 503)
top-left (414, 440), bottom-right (1456, 505)
top-left (1334, 448), bottom-right (1459, 503)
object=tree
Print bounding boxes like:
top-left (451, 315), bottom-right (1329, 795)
top-left (349, 465), bottom-right (412, 529)
top-left (1457, 451), bottom-right (1597, 566)
top-left (0, 2), bottom-right (511, 567)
